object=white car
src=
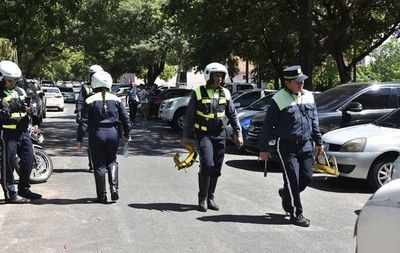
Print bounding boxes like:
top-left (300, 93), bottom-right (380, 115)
top-left (354, 177), bottom-right (400, 253)
top-left (158, 94), bottom-right (192, 131)
top-left (322, 108), bottom-right (400, 190)
top-left (43, 87), bottom-right (64, 111)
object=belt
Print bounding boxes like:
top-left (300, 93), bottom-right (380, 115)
top-left (280, 137), bottom-right (309, 145)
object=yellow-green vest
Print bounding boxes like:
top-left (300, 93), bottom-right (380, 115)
top-left (2, 88), bottom-right (27, 129)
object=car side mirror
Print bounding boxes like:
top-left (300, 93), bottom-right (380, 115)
top-left (343, 102), bottom-right (363, 112)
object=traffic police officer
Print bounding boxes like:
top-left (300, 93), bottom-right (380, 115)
top-left (181, 62), bottom-right (243, 212)
top-left (76, 64), bottom-right (103, 172)
top-left (78, 71), bottom-right (131, 203)
top-left (259, 65), bottom-right (323, 227)
top-left (0, 60), bottom-right (42, 203)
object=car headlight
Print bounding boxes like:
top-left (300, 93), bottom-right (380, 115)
top-left (165, 101), bottom-right (174, 109)
top-left (339, 137), bottom-right (366, 152)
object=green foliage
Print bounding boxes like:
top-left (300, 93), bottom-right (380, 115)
top-left (160, 63), bottom-right (176, 81)
top-left (0, 38), bottom-right (14, 60)
top-left (313, 57), bottom-right (340, 91)
top-left (357, 38), bottom-right (400, 82)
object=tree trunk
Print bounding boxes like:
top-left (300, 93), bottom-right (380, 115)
top-left (332, 50), bottom-right (352, 83)
top-left (298, 0), bottom-right (314, 90)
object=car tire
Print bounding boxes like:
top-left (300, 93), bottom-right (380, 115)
top-left (171, 108), bottom-right (186, 132)
top-left (367, 156), bottom-right (396, 190)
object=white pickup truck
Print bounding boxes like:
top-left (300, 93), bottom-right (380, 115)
top-left (158, 93), bottom-right (192, 131)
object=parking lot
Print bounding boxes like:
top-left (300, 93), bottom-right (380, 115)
top-left (0, 103), bottom-right (372, 252)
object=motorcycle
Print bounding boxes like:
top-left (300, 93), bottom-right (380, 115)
top-left (15, 125), bottom-right (54, 183)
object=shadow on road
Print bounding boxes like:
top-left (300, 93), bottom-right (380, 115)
top-left (53, 168), bottom-right (93, 173)
top-left (3, 198), bottom-right (104, 205)
top-left (197, 213), bottom-right (290, 225)
top-left (225, 159), bottom-right (282, 174)
top-left (128, 202), bottom-right (198, 212)
top-left (310, 176), bottom-right (373, 194)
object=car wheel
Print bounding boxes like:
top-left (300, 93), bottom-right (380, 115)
top-left (367, 156), bottom-right (396, 190)
top-left (171, 108), bottom-right (186, 131)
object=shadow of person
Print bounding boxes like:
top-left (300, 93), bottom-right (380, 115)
top-left (310, 175), bottom-right (373, 194)
top-left (53, 168), bottom-right (93, 173)
top-left (28, 198), bottom-right (114, 205)
top-left (128, 202), bottom-right (198, 212)
top-left (225, 159), bottom-right (281, 173)
top-left (197, 213), bottom-right (290, 225)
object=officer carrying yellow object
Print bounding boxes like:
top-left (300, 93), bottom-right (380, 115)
top-left (172, 143), bottom-right (198, 171)
top-left (181, 62), bottom-right (243, 212)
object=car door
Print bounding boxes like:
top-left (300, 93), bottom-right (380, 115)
top-left (342, 87), bottom-right (395, 127)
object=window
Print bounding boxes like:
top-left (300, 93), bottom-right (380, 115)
top-left (352, 88), bottom-right (392, 110)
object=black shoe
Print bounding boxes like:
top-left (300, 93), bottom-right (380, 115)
top-left (19, 190), bottom-right (42, 200)
top-left (111, 191), bottom-right (119, 201)
top-left (207, 198), bottom-right (219, 211)
top-left (198, 198), bottom-right (207, 212)
top-left (278, 188), bottom-right (291, 214)
top-left (96, 195), bottom-right (107, 204)
top-left (290, 214), bottom-right (310, 227)
top-left (5, 195), bottom-right (31, 204)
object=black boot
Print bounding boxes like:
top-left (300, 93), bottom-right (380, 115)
top-left (198, 174), bottom-right (210, 212)
top-left (207, 176), bottom-right (219, 211)
top-left (95, 175), bottom-right (107, 204)
top-left (108, 165), bottom-right (119, 201)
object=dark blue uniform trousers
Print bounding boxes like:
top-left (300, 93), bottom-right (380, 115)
top-left (196, 133), bottom-right (226, 177)
top-left (89, 127), bottom-right (119, 176)
top-left (276, 137), bottom-right (313, 217)
top-left (1, 130), bottom-right (33, 199)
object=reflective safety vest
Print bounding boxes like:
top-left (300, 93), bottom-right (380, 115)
top-left (83, 83), bottom-right (94, 98)
top-left (2, 88), bottom-right (27, 129)
top-left (194, 85), bottom-right (227, 132)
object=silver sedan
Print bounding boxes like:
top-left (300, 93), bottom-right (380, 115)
top-left (322, 108), bottom-right (400, 190)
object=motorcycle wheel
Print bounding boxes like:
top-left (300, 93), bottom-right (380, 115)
top-left (15, 149), bottom-right (54, 183)
top-left (30, 149), bottom-right (53, 183)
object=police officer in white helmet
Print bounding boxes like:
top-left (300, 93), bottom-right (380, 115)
top-left (78, 71), bottom-right (131, 203)
top-left (0, 60), bottom-right (42, 203)
top-left (181, 62), bottom-right (243, 212)
top-left (76, 64), bottom-right (103, 172)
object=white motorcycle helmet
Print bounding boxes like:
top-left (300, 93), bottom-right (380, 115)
top-left (203, 62), bottom-right (228, 82)
top-left (89, 64), bottom-right (103, 75)
top-left (91, 71), bottom-right (112, 91)
top-left (0, 60), bottom-right (22, 82)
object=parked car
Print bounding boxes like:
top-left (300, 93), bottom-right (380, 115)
top-left (158, 92), bottom-right (193, 131)
top-left (150, 88), bottom-right (192, 118)
top-left (226, 93), bottom-right (275, 143)
top-left (354, 177), bottom-right (400, 253)
top-left (43, 87), bottom-right (64, 111)
top-left (224, 82), bottom-right (257, 94)
top-left (41, 80), bottom-right (56, 87)
top-left (18, 79), bottom-right (47, 125)
top-left (59, 87), bottom-right (76, 103)
top-left (245, 82), bottom-right (400, 155)
top-left (231, 89), bottom-right (276, 109)
top-left (322, 108), bottom-right (400, 190)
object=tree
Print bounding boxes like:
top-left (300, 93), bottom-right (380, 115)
top-left (0, 0), bottom-right (83, 78)
top-left (357, 37), bottom-right (400, 82)
top-left (0, 38), bottom-right (14, 60)
top-left (313, 0), bottom-right (400, 83)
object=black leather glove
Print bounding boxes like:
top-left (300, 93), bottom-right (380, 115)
top-left (8, 100), bottom-right (22, 113)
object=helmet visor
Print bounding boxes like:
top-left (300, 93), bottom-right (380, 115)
top-left (3, 75), bottom-right (21, 82)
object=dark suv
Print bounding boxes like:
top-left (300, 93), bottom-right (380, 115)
top-left (18, 79), bottom-right (47, 125)
top-left (245, 82), bottom-right (400, 155)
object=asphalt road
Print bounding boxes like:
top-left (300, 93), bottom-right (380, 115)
top-left (0, 103), bottom-right (372, 253)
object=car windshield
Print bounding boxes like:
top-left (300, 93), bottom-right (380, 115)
top-left (43, 88), bottom-right (60, 94)
top-left (315, 84), bottom-right (368, 111)
top-left (373, 109), bottom-right (400, 129)
top-left (246, 94), bottom-right (274, 111)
